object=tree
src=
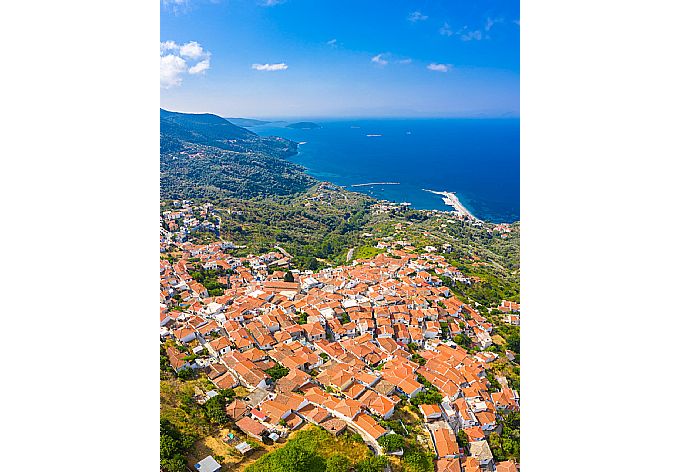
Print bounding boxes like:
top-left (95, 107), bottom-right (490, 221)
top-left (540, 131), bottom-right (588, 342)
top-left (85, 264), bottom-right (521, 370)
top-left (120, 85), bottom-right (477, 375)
top-left (506, 334), bottom-right (520, 353)
top-left (204, 396), bottom-right (228, 425)
top-left (160, 420), bottom-right (194, 472)
top-left (378, 433), bottom-right (404, 452)
top-left (326, 454), bottom-right (351, 472)
top-left (411, 390), bottom-right (442, 407)
top-left (284, 271), bottom-right (295, 282)
top-left (271, 443), bottom-right (315, 472)
top-left (307, 257), bottom-right (318, 271)
top-left (453, 333), bottom-right (472, 350)
top-left (456, 429), bottom-right (469, 451)
top-left (176, 367), bottom-right (195, 380)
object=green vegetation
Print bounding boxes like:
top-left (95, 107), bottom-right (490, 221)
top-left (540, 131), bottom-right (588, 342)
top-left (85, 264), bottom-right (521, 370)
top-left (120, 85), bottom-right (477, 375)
top-left (378, 433), bottom-right (405, 452)
top-left (410, 353), bottom-right (426, 366)
top-left (411, 376), bottom-right (443, 407)
top-left (456, 429), bottom-right (470, 451)
top-left (489, 411), bottom-right (520, 462)
top-left (176, 367), bottom-right (196, 381)
top-left (485, 371), bottom-right (502, 393)
top-left (325, 455), bottom-right (351, 472)
top-left (401, 445), bottom-right (435, 472)
top-left (244, 427), bottom-right (374, 472)
top-left (265, 362), bottom-right (290, 381)
top-left (203, 395), bottom-right (229, 425)
top-left (355, 456), bottom-right (389, 472)
top-left (160, 419), bottom-right (195, 472)
top-left (353, 245), bottom-right (385, 260)
top-left (494, 324), bottom-right (520, 354)
top-left (189, 266), bottom-right (228, 297)
top-left (453, 333), bottom-right (473, 350)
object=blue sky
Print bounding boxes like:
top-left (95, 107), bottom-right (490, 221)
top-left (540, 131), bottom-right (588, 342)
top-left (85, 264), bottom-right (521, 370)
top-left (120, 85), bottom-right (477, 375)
top-left (161, 0), bottom-right (519, 118)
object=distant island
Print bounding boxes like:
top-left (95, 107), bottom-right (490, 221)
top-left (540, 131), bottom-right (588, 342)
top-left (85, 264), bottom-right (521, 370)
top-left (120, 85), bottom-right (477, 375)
top-left (287, 121), bottom-right (321, 130)
top-left (224, 117), bottom-right (273, 127)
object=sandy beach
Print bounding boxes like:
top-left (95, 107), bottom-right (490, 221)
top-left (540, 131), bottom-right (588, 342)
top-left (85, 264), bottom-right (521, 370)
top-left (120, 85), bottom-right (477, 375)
top-left (424, 189), bottom-right (476, 219)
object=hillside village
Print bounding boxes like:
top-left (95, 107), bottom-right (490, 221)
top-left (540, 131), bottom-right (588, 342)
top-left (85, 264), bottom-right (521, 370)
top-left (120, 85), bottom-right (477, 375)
top-left (161, 201), bottom-right (520, 472)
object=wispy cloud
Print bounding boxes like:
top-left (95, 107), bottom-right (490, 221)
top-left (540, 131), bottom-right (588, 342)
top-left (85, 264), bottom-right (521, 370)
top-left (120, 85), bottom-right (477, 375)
top-left (252, 63), bottom-right (288, 71)
top-left (485, 17), bottom-right (504, 31)
top-left (460, 28), bottom-right (483, 41)
top-left (371, 53), bottom-right (411, 67)
top-left (439, 22), bottom-right (454, 36)
top-left (160, 41), bottom-right (212, 88)
top-left (427, 63), bottom-right (451, 73)
top-left (408, 11), bottom-right (428, 23)
top-left (162, 0), bottom-right (190, 15)
top-left (440, 20), bottom-right (502, 40)
top-left (371, 54), bottom-right (389, 66)
top-left (327, 39), bottom-right (338, 47)
top-left (260, 0), bottom-right (285, 6)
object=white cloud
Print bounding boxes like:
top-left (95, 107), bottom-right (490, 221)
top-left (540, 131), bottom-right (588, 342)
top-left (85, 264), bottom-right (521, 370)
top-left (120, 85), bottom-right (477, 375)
top-left (188, 59), bottom-right (210, 74)
top-left (252, 63), bottom-right (288, 71)
top-left (260, 0), bottom-right (285, 5)
top-left (179, 41), bottom-right (206, 60)
top-left (427, 63), bottom-right (451, 73)
top-left (327, 39), bottom-right (338, 47)
top-left (371, 54), bottom-right (389, 66)
top-left (160, 40), bottom-right (211, 88)
top-left (397, 58), bottom-right (412, 65)
top-left (161, 54), bottom-right (189, 88)
top-left (439, 22), bottom-right (454, 36)
top-left (460, 29), bottom-right (482, 41)
top-left (408, 11), bottom-right (428, 22)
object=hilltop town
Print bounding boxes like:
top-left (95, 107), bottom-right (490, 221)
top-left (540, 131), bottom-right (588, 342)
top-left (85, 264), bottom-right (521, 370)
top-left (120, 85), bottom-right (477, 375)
top-left (161, 200), bottom-right (520, 472)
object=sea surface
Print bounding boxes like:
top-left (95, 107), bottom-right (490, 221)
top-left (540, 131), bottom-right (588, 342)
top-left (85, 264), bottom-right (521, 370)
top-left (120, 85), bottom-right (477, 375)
top-left (253, 119), bottom-right (519, 223)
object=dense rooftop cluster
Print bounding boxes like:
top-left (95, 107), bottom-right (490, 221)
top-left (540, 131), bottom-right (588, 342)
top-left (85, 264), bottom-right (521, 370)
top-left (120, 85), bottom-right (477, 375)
top-left (161, 202), bottom-right (520, 472)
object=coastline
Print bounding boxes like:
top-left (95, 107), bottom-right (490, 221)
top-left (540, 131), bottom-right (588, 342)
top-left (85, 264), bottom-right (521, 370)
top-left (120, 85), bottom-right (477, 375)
top-left (254, 119), bottom-right (519, 223)
top-left (423, 189), bottom-right (477, 220)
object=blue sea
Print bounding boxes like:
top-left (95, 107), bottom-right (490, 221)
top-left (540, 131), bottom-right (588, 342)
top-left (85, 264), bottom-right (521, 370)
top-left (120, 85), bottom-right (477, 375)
top-left (254, 119), bottom-right (519, 223)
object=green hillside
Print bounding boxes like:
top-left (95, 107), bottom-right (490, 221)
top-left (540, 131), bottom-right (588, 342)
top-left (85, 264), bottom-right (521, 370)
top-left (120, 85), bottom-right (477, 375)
top-left (160, 109), bottom-right (317, 200)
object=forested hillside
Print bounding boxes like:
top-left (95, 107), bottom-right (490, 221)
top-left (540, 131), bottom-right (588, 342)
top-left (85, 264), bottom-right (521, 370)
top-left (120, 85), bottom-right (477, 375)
top-left (160, 109), bottom-right (317, 200)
